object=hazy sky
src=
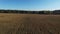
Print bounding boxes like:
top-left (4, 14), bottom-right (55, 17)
top-left (0, 0), bottom-right (60, 10)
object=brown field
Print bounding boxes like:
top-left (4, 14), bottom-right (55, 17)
top-left (0, 13), bottom-right (60, 34)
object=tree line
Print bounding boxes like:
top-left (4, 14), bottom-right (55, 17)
top-left (0, 10), bottom-right (60, 14)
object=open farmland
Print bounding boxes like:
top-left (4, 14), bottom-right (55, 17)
top-left (0, 13), bottom-right (60, 34)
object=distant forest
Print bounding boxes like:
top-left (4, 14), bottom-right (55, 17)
top-left (0, 10), bottom-right (60, 14)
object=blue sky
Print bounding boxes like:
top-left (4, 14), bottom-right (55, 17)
top-left (0, 0), bottom-right (60, 10)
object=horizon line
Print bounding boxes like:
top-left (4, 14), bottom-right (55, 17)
top-left (0, 9), bottom-right (60, 11)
